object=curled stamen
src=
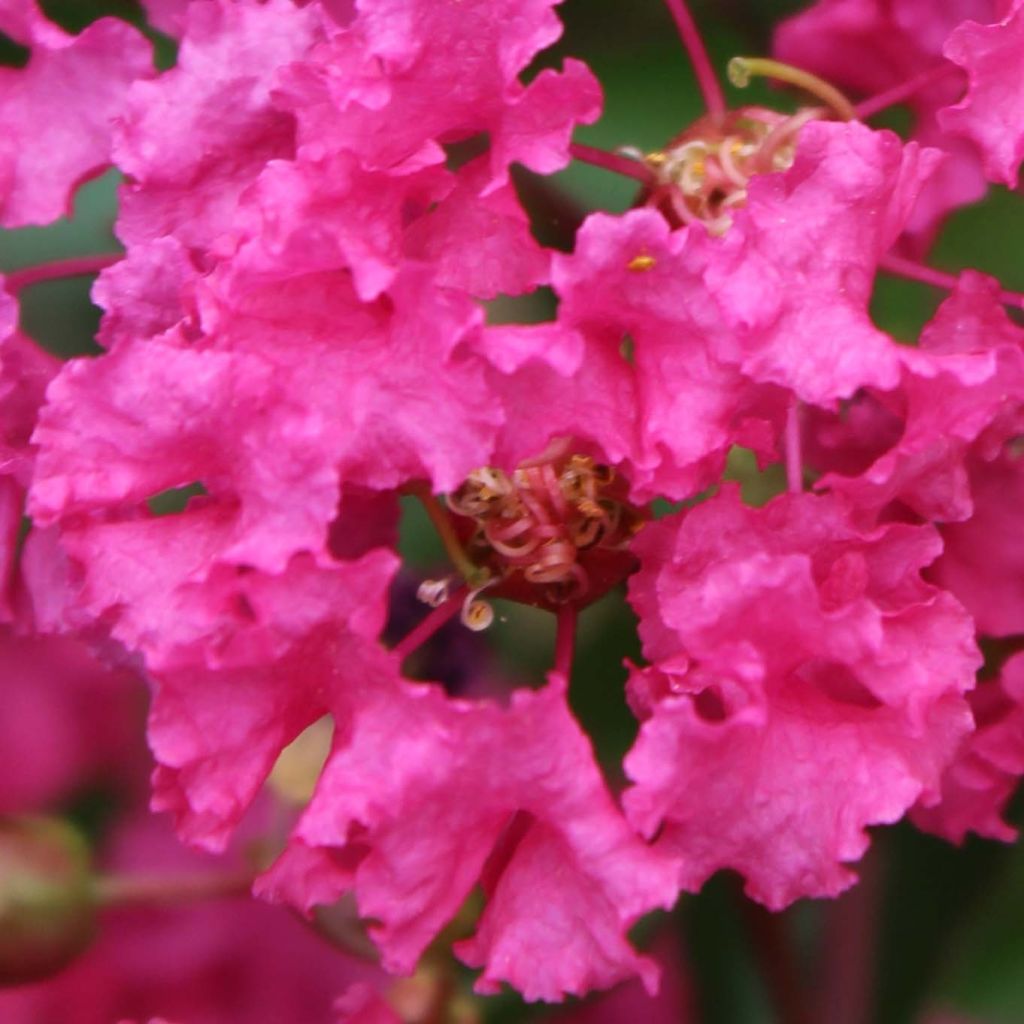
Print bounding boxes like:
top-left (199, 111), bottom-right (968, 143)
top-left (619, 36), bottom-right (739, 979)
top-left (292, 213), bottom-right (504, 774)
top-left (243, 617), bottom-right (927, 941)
top-left (444, 449), bottom-right (643, 608)
top-left (727, 57), bottom-right (857, 122)
top-left (417, 578), bottom-right (453, 608)
top-left (755, 106), bottom-right (821, 174)
top-left (641, 107), bottom-right (814, 234)
top-left (461, 582), bottom-right (497, 632)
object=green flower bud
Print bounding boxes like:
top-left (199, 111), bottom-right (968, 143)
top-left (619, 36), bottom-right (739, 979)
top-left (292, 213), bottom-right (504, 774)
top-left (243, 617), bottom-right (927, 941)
top-left (0, 817), bottom-right (96, 985)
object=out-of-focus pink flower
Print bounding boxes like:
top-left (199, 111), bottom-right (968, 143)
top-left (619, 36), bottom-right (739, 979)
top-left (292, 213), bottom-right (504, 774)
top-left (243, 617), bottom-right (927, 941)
top-left (913, 653), bottom-right (1024, 842)
top-left (774, 0), bottom-right (997, 242)
top-left (0, 1), bottom-right (152, 227)
top-left (940, 0), bottom-right (1024, 186)
top-left (139, 0), bottom-right (190, 38)
top-left (932, 451), bottom-right (1024, 636)
top-left (814, 272), bottom-right (1024, 522)
top-left (0, 631), bottom-right (142, 813)
top-left (0, 813), bottom-right (380, 1024)
top-left (624, 487), bottom-right (979, 908)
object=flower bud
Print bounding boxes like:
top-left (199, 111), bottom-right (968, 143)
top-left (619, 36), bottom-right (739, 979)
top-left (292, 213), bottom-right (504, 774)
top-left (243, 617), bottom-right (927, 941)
top-left (0, 817), bottom-right (96, 985)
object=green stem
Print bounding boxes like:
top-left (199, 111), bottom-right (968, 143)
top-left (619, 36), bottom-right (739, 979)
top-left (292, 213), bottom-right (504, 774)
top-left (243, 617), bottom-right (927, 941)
top-left (408, 483), bottom-right (489, 587)
top-left (728, 57), bottom-right (857, 121)
top-left (92, 869), bottom-right (254, 908)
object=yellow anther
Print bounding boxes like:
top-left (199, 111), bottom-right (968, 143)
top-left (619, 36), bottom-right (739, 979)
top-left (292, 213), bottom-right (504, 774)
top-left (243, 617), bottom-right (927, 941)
top-left (628, 254), bottom-right (657, 273)
top-left (462, 598), bottom-right (494, 632)
top-left (644, 150), bottom-right (668, 167)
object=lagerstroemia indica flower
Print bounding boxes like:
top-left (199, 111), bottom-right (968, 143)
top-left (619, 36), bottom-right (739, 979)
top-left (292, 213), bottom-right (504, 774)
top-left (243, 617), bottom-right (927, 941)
top-left (3, 0), bottom-right (1024, 1013)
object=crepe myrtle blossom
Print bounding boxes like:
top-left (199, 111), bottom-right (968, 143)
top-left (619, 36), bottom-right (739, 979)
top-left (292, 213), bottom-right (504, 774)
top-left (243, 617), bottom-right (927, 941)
top-left (774, 0), bottom-right (1024, 245)
top-left (4, 0), bottom-right (1024, 1013)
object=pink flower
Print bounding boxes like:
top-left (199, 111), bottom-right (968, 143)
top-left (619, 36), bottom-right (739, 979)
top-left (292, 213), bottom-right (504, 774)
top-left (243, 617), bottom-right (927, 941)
top-left (0, 630), bottom-right (141, 814)
top-left (113, 0), bottom-right (321, 249)
top-left (490, 207), bottom-right (784, 500)
top-left (913, 652), bottom-right (1024, 842)
top-left (624, 487), bottom-right (979, 907)
top-left (259, 676), bottom-right (678, 1001)
top-left (774, 0), bottom-right (996, 242)
top-left (813, 271), bottom-right (1024, 522)
top-left (0, 813), bottom-right (380, 1024)
top-left (0, 3), bottom-right (151, 227)
top-left (932, 450), bottom-right (1024, 636)
top-left (0, 286), bottom-right (58, 620)
top-left (940, 0), bottom-right (1024, 186)
top-left (702, 121), bottom-right (939, 404)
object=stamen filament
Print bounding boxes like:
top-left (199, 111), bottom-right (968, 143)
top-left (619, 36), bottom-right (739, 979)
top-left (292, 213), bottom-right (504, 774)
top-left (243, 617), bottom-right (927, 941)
top-left (392, 590), bottom-right (466, 662)
top-left (4, 253), bottom-right (122, 294)
top-left (554, 604), bottom-right (578, 682)
top-left (855, 62), bottom-right (959, 120)
top-left (785, 399), bottom-right (803, 495)
top-left (408, 483), bottom-right (490, 587)
top-left (728, 57), bottom-right (857, 122)
top-left (569, 143), bottom-right (654, 185)
top-left (879, 254), bottom-right (1024, 311)
top-left (660, 0), bottom-right (726, 117)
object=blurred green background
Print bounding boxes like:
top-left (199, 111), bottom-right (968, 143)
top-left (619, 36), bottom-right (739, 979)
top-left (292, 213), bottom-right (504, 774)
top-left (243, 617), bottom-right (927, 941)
top-left (2, 1), bottom-right (1023, 1022)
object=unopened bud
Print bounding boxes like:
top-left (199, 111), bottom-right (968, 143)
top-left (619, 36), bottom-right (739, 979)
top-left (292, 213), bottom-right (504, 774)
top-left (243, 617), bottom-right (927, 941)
top-left (0, 817), bottom-right (96, 985)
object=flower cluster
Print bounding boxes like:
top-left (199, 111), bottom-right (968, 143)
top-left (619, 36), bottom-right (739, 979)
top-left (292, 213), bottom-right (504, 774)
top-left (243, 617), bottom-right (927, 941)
top-left (2, 0), bottom-right (1024, 1016)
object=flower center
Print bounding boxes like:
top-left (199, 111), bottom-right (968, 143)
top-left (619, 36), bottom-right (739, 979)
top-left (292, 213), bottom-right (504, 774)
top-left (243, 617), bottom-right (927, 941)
top-left (640, 106), bottom-right (816, 235)
top-left (446, 446), bottom-right (645, 610)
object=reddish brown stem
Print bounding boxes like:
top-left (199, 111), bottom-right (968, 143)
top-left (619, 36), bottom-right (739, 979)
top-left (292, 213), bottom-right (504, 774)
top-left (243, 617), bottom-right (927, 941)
top-left (93, 869), bottom-right (254, 908)
top-left (785, 399), bottom-right (803, 495)
top-left (880, 254), bottom-right (1024, 311)
top-left (392, 592), bottom-right (466, 664)
top-left (554, 605), bottom-right (578, 682)
top-left (742, 899), bottom-right (814, 1024)
top-left (569, 143), bottom-right (654, 185)
top-left (4, 254), bottom-right (122, 294)
top-left (817, 847), bottom-right (882, 1024)
top-left (661, 0), bottom-right (726, 116)
top-left (855, 62), bottom-right (960, 120)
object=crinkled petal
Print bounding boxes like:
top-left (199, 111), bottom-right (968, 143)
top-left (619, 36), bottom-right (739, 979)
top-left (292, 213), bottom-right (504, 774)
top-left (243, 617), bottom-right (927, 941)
top-left (113, 0), bottom-right (320, 248)
top-left (913, 652), bottom-right (1024, 842)
top-left (141, 548), bottom-right (399, 849)
top-left (706, 122), bottom-right (940, 403)
top-left (0, 10), bottom-right (152, 226)
top-left (259, 677), bottom-right (678, 1001)
top-left (940, 2), bottom-right (1024, 186)
top-left (817, 272), bottom-right (1024, 521)
top-left (933, 450), bottom-right (1024, 635)
top-left (625, 488), bottom-right (978, 906)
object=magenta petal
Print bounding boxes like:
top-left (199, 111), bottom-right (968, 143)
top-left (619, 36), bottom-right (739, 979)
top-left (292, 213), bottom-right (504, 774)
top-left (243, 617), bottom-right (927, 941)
top-left (259, 678), bottom-right (678, 1001)
top-left (625, 488), bottom-right (978, 907)
top-left (940, 1), bottom-right (1024, 186)
top-left (0, 11), bottom-right (152, 227)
